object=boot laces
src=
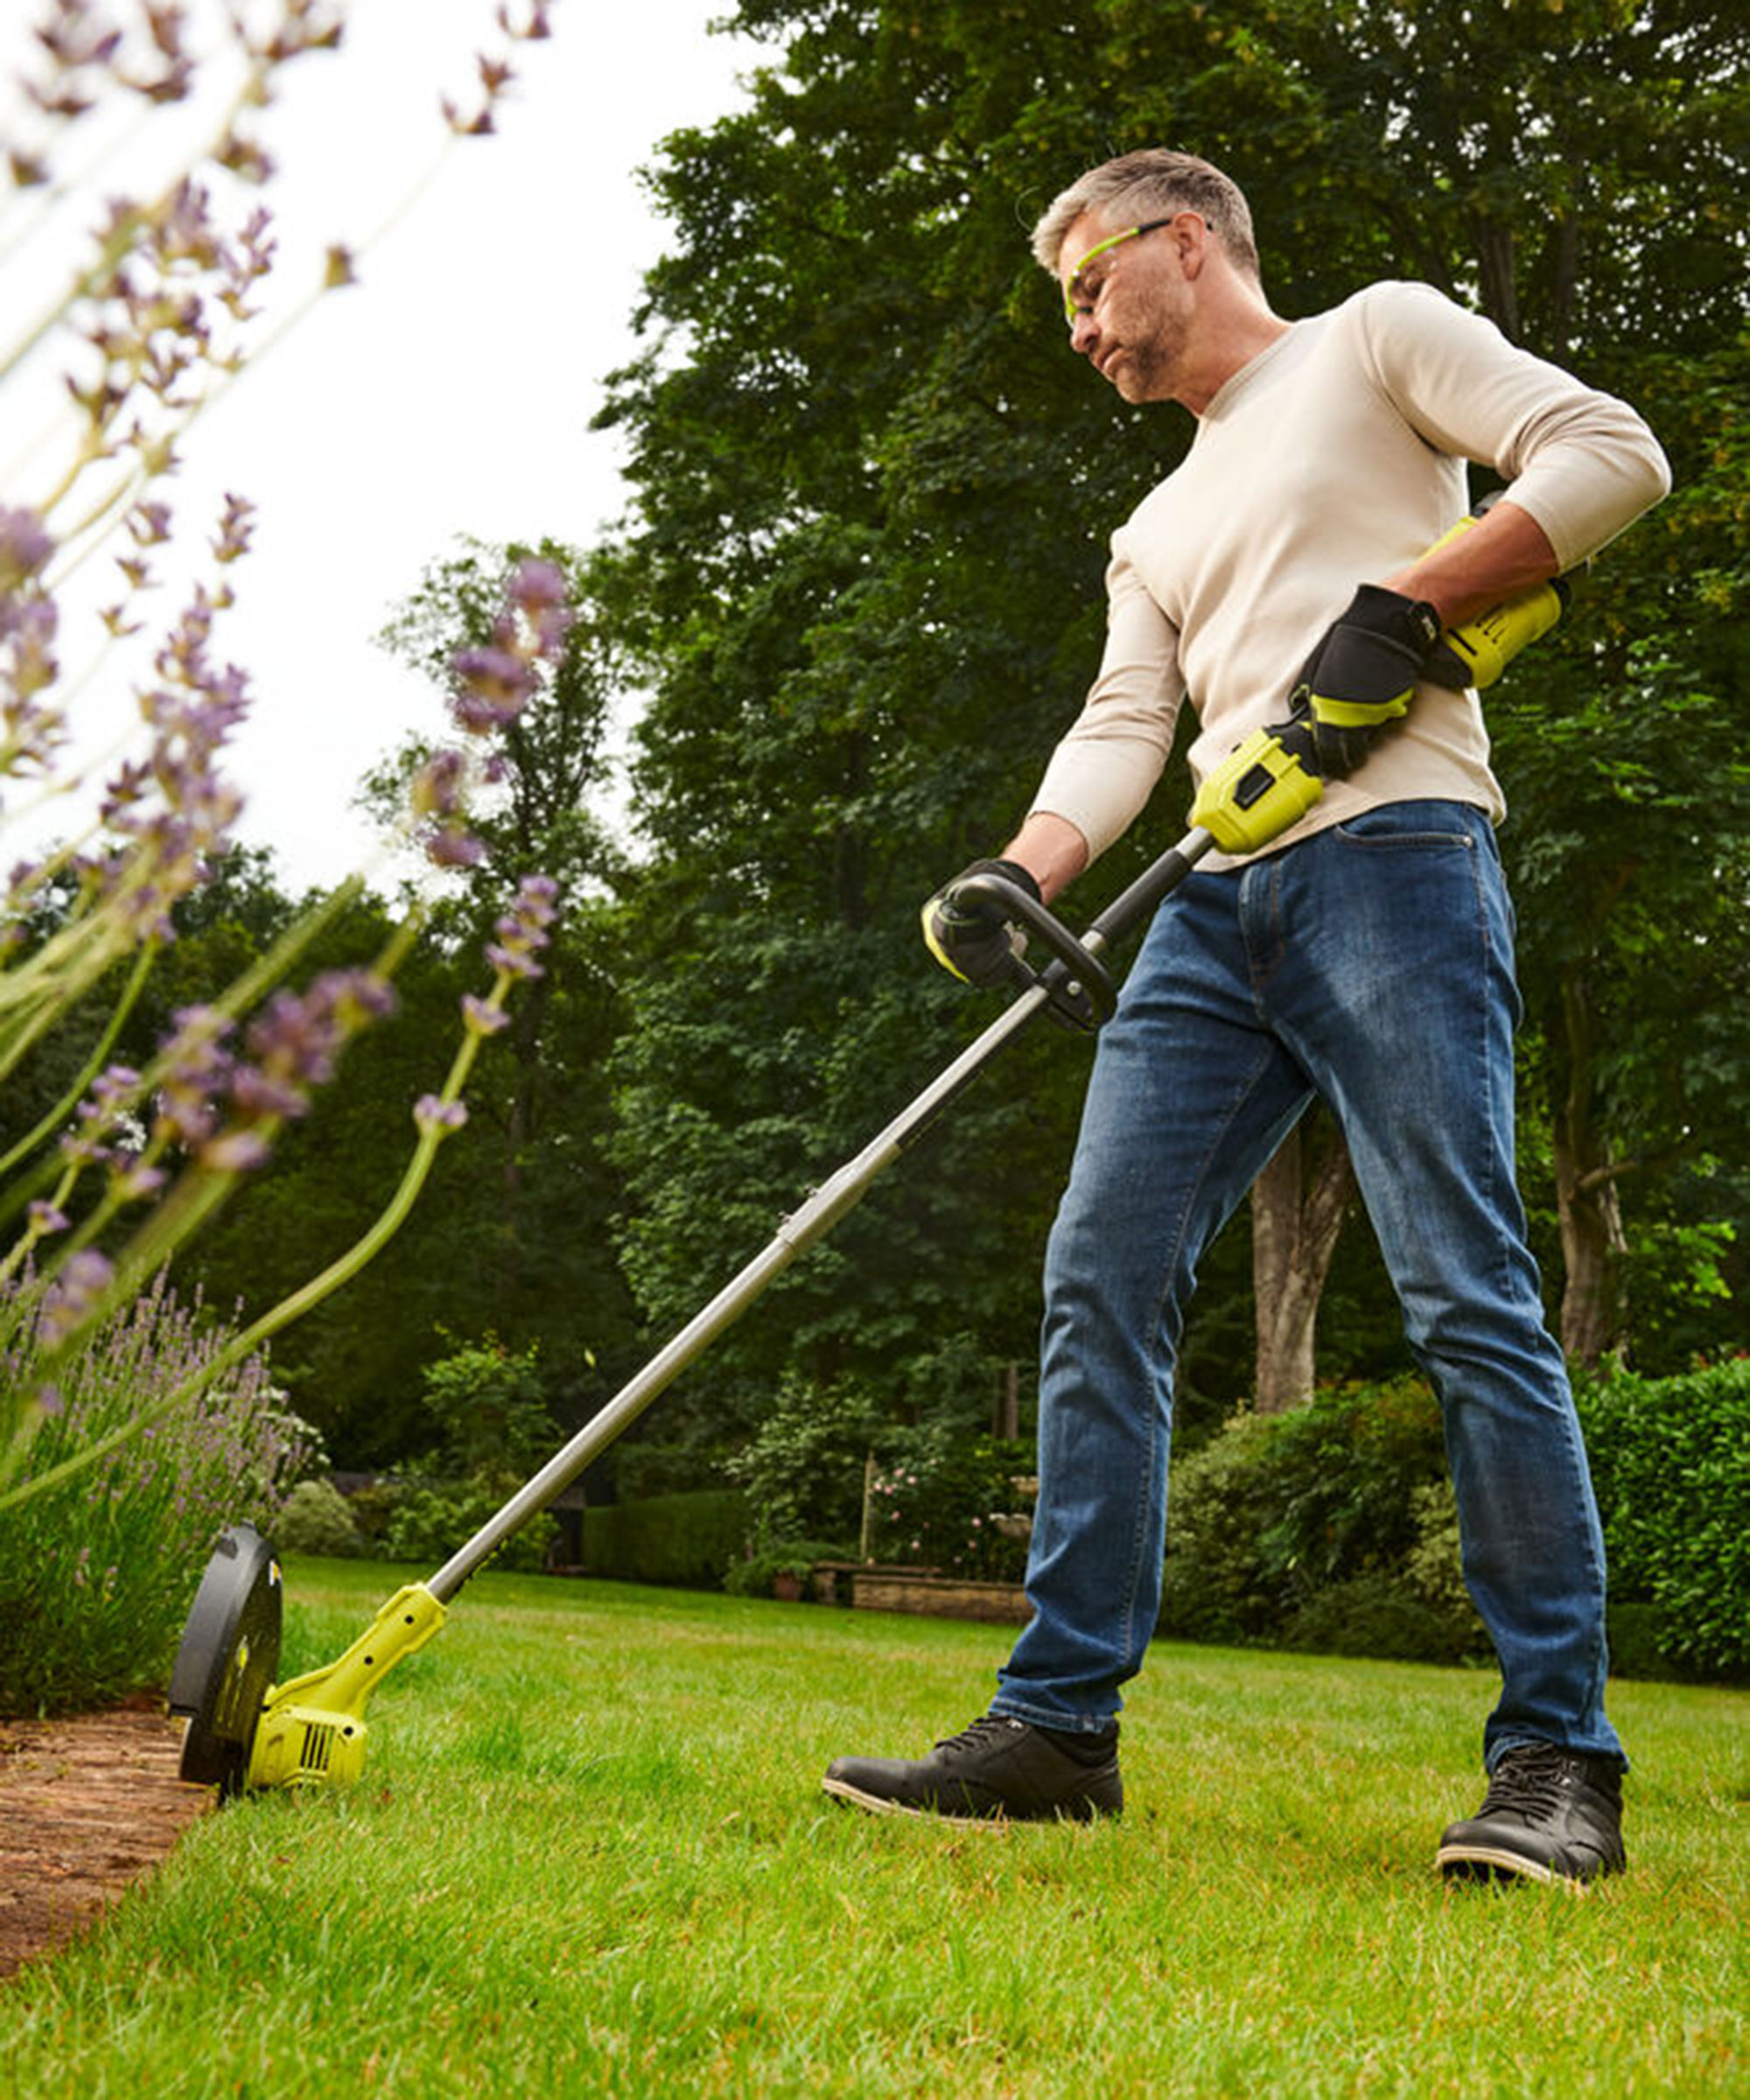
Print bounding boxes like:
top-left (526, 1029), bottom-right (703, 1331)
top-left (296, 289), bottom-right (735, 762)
top-left (1480, 1743), bottom-right (1573, 1820)
top-left (934, 1714), bottom-right (1022, 1757)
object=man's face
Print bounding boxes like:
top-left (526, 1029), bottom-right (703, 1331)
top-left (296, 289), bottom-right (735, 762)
top-left (1059, 210), bottom-right (1196, 405)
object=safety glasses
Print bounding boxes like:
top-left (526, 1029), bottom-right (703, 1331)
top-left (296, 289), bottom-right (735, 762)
top-left (1061, 216), bottom-right (1184, 323)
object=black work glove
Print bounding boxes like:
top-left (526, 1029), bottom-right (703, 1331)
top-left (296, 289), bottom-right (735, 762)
top-left (920, 858), bottom-right (1040, 988)
top-left (1285, 583), bottom-right (1443, 778)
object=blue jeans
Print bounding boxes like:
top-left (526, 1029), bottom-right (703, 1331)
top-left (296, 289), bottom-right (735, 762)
top-left (994, 802), bottom-right (1621, 1771)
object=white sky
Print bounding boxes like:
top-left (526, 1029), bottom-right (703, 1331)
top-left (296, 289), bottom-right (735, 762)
top-left (3, 0), bottom-right (761, 892)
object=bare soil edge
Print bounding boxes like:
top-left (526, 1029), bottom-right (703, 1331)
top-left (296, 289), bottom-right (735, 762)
top-left (0, 1695), bottom-right (212, 1982)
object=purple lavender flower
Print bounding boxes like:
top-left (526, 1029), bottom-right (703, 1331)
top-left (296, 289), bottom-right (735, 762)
top-left (410, 747), bottom-right (467, 819)
top-left (221, 968), bottom-right (396, 1130)
top-left (245, 986), bottom-right (342, 1096)
top-left (508, 556), bottom-right (574, 654)
top-left (251, 6), bottom-right (345, 64)
top-left (152, 1006), bottom-right (236, 1149)
top-left (482, 872), bottom-right (561, 981)
top-left (128, 500), bottom-right (172, 547)
top-left (109, 1158), bottom-right (167, 1202)
top-left (461, 992), bottom-right (510, 1036)
top-left (1, 506), bottom-right (60, 770)
top-left (445, 556), bottom-right (573, 738)
top-left (150, 177), bottom-right (220, 270)
top-left (213, 494), bottom-right (255, 564)
top-left (451, 643), bottom-right (536, 732)
top-left (38, 1250), bottom-right (117, 1353)
top-left (426, 825), bottom-right (486, 871)
top-left (93, 1065), bottom-right (141, 1110)
top-left (0, 508), bottom-right (54, 592)
top-left (199, 1130), bottom-right (272, 1173)
top-left (414, 1095), bottom-right (469, 1136)
top-left (216, 131), bottom-right (274, 184)
top-left (123, 4), bottom-right (195, 104)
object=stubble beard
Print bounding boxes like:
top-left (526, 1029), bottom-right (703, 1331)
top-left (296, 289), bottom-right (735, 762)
top-left (1106, 303), bottom-right (1187, 406)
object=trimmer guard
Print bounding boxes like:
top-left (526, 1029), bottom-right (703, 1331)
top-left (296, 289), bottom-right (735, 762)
top-left (168, 1521), bottom-right (283, 1792)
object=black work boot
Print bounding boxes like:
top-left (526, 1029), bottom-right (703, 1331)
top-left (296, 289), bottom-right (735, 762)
top-left (1437, 1741), bottom-right (1626, 1888)
top-left (822, 1712), bottom-right (1122, 1824)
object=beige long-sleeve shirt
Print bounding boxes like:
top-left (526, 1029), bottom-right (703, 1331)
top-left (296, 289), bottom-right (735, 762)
top-left (1030, 280), bottom-right (1671, 869)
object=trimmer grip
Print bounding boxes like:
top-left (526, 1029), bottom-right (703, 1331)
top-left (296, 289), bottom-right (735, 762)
top-left (948, 871), bottom-right (1119, 1025)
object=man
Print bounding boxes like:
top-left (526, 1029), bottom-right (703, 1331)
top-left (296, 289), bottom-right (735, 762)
top-left (822, 149), bottom-right (1670, 1886)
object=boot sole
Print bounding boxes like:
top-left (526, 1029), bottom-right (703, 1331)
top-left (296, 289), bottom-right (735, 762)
top-left (1436, 1842), bottom-right (1592, 1890)
top-left (821, 1774), bottom-right (1012, 1828)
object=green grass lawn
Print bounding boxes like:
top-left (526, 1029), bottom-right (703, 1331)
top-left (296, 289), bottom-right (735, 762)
top-left (5, 1557), bottom-right (1745, 2097)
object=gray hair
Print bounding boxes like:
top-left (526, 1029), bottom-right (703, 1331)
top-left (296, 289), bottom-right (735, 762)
top-left (1032, 149), bottom-right (1263, 284)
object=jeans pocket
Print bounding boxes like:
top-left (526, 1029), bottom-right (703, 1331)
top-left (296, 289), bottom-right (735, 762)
top-left (1334, 801), bottom-right (1481, 852)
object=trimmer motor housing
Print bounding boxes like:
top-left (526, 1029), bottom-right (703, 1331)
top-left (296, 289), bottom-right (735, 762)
top-left (168, 1521), bottom-right (283, 1792)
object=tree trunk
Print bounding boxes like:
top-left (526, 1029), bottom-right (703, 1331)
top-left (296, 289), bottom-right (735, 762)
top-left (993, 1361), bottom-right (1020, 1440)
top-left (1474, 217), bottom-right (1522, 341)
top-left (1551, 975), bottom-right (1628, 1368)
top-left (1553, 1138), bottom-right (1628, 1368)
top-left (1250, 1109), bottom-right (1356, 1413)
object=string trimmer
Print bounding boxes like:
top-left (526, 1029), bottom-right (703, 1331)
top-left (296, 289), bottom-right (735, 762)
top-left (170, 515), bottom-right (1573, 1794)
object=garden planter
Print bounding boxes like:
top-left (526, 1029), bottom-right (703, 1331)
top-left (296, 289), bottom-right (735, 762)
top-left (811, 1563), bottom-right (1032, 1626)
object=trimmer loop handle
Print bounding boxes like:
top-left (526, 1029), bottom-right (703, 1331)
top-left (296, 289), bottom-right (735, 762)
top-left (948, 869), bottom-right (1120, 1028)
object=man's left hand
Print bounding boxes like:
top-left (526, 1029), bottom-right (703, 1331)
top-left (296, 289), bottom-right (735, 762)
top-left (920, 858), bottom-right (1040, 988)
top-left (1287, 583), bottom-right (1443, 777)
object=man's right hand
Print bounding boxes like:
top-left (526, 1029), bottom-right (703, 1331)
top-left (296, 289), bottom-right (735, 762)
top-left (1286, 582), bottom-right (1442, 777)
top-left (1189, 582), bottom-right (1442, 855)
top-left (920, 858), bottom-right (1041, 987)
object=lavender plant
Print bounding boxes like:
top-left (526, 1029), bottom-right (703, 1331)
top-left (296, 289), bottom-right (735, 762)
top-left (0, 1267), bottom-right (305, 1712)
top-left (0, 4), bottom-right (578, 1638)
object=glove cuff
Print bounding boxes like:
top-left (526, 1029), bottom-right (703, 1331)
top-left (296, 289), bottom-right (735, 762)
top-left (1344, 582), bottom-right (1443, 660)
top-left (960, 857), bottom-right (1042, 905)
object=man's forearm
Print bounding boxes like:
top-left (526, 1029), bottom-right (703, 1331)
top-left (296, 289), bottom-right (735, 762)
top-left (1383, 498), bottom-right (1560, 631)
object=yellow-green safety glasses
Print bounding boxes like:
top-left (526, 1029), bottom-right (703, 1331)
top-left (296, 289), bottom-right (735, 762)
top-left (1061, 216), bottom-right (1182, 323)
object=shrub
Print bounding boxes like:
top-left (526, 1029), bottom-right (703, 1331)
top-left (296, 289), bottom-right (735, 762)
top-left (416, 1338), bottom-right (558, 1479)
top-left (274, 1477), bottom-right (365, 1558)
top-left (376, 1338), bottom-right (561, 1575)
top-left (382, 1474), bottom-right (556, 1575)
top-left (1156, 1364), bottom-right (1750, 1679)
top-left (866, 1429), bottom-right (1035, 1582)
top-left (0, 1274), bottom-right (305, 1715)
top-left (1283, 1575), bottom-right (1480, 1666)
top-left (1576, 1359), bottom-right (1750, 1677)
top-left (723, 1537), bottom-right (848, 1599)
top-left (1159, 1378), bottom-right (1488, 1661)
top-left (611, 1441), bottom-right (734, 1499)
top-left (1401, 1478), bottom-right (1482, 1642)
top-left (721, 1375), bottom-right (882, 1551)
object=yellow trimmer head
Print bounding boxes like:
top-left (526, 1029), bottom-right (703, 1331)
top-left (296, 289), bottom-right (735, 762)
top-left (169, 1530), bottom-right (445, 1792)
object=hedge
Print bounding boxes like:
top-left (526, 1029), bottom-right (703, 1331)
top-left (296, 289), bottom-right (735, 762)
top-left (1576, 1359), bottom-right (1749, 1678)
top-left (1156, 1362), bottom-right (1750, 1680)
top-left (581, 1488), bottom-right (750, 1590)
